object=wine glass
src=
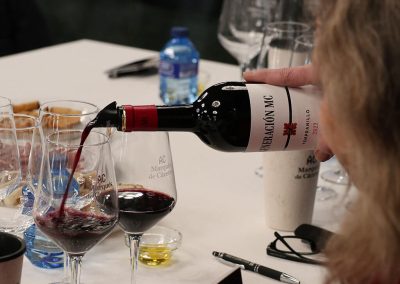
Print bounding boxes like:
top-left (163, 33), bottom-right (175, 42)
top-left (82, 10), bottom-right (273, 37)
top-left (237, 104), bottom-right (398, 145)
top-left (217, 0), bottom-right (273, 76)
top-left (33, 129), bottom-right (118, 284)
top-left (257, 21), bottom-right (310, 68)
top-left (39, 100), bottom-right (100, 137)
top-left (321, 161), bottom-right (349, 185)
top-left (37, 100), bottom-right (100, 281)
top-left (110, 131), bottom-right (177, 284)
top-left (0, 96), bottom-right (22, 231)
top-left (0, 114), bottom-right (39, 235)
top-left (290, 33), bottom-right (338, 201)
top-left (254, 24), bottom-right (310, 180)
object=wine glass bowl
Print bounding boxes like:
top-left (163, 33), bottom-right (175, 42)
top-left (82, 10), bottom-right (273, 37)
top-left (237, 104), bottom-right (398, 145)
top-left (39, 100), bottom-right (99, 136)
top-left (0, 96), bottom-right (22, 233)
top-left (291, 33), bottom-right (314, 66)
top-left (257, 21), bottom-right (310, 68)
top-left (218, 0), bottom-right (272, 74)
top-left (0, 114), bottom-right (39, 235)
top-left (33, 129), bottom-right (118, 284)
top-left (111, 131), bottom-right (177, 284)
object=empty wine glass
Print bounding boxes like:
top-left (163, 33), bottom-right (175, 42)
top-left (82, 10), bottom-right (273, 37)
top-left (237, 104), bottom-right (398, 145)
top-left (39, 100), bottom-right (100, 137)
top-left (291, 33), bottom-right (314, 66)
top-left (289, 33), bottom-right (338, 201)
top-left (0, 96), bottom-right (21, 232)
top-left (257, 21), bottom-right (310, 68)
top-left (33, 129), bottom-right (118, 284)
top-left (111, 131), bottom-right (177, 284)
top-left (218, 0), bottom-right (273, 76)
top-left (0, 114), bottom-right (39, 235)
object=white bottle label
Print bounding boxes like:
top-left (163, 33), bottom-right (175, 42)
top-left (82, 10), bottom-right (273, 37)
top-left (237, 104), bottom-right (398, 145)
top-left (246, 84), bottom-right (321, 152)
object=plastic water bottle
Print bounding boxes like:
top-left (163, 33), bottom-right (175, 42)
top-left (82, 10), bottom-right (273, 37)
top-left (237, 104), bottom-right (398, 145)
top-left (159, 26), bottom-right (199, 105)
top-left (24, 224), bottom-right (64, 269)
top-left (22, 185), bottom-right (64, 269)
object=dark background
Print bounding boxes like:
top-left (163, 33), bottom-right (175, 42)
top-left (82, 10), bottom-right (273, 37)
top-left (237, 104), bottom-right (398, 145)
top-left (0, 0), bottom-right (236, 63)
top-left (0, 0), bottom-right (316, 63)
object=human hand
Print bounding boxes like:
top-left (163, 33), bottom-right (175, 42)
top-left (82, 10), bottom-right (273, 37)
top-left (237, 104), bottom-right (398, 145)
top-left (243, 65), bottom-right (334, 161)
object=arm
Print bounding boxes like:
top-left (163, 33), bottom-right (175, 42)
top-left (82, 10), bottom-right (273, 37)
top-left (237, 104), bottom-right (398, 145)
top-left (243, 65), bottom-right (333, 162)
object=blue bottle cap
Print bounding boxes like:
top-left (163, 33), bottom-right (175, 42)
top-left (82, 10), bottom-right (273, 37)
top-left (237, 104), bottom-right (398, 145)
top-left (171, 26), bottom-right (189, 37)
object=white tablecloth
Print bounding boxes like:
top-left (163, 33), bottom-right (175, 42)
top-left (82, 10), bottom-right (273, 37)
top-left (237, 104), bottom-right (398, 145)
top-left (0, 40), bottom-right (351, 284)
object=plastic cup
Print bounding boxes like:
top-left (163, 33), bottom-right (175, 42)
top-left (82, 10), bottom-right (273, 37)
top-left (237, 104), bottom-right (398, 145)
top-left (263, 150), bottom-right (319, 231)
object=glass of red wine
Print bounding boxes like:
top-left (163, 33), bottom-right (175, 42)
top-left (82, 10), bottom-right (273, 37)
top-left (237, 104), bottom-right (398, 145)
top-left (38, 100), bottom-right (100, 282)
top-left (111, 131), bottom-right (177, 284)
top-left (33, 129), bottom-right (119, 284)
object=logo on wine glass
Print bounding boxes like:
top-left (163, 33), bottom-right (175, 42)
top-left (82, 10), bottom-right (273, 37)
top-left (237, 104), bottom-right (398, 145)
top-left (159, 155), bottom-right (167, 164)
top-left (283, 123), bottom-right (297, 136)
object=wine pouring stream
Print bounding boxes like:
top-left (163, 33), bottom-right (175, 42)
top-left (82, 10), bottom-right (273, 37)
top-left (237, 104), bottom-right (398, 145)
top-left (58, 102), bottom-right (116, 214)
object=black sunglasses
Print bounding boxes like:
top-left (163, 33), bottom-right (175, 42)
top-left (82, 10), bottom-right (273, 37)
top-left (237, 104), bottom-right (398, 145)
top-left (267, 231), bottom-right (326, 265)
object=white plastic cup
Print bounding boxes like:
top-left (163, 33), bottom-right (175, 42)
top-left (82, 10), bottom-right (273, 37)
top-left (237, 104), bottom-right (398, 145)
top-left (263, 150), bottom-right (319, 231)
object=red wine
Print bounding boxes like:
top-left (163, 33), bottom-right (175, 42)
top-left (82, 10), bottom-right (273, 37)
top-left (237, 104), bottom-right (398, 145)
top-left (59, 120), bottom-right (95, 215)
top-left (91, 82), bottom-right (321, 152)
top-left (117, 188), bottom-right (175, 234)
top-left (36, 206), bottom-right (117, 254)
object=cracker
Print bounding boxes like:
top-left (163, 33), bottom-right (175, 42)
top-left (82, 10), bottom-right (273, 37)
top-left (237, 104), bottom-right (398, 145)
top-left (13, 101), bottom-right (40, 113)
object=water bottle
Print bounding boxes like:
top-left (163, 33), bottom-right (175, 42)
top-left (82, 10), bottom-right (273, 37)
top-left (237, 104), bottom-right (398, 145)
top-left (22, 185), bottom-right (64, 269)
top-left (24, 224), bottom-right (64, 269)
top-left (159, 26), bottom-right (199, 105)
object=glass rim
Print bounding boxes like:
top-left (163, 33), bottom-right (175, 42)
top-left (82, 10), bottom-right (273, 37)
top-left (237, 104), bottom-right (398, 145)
top-left (266, 21), bottom-right (310, 33)
top-left (46, 129), bottom-right (110, 148)
top-left (13, 113), bottom-right (40, 130)
top-left (0, 96), bottom-right (12, 109)
top-left (39, 100), bottom-right (99, 118)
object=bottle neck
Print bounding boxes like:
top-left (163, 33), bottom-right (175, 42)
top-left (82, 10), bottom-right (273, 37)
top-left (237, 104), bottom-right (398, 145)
top-left (119, 105), bottom-right (196, 132)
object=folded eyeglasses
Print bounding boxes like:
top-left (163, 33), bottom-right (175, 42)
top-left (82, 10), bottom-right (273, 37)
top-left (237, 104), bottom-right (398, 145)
top-left (266, 224), bottom-right (334, 265)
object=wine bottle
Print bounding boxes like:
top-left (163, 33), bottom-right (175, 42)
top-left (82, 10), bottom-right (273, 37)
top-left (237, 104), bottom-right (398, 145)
top-left (94, 81), bottom-right (321, 152)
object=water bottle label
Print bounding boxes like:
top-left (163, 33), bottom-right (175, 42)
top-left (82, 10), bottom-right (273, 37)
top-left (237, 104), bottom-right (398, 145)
top-left (21, 185), bottom-right (34, 215)
top-left (159, 61), bottom-right (198, 79)
top-left (246, 84), bottom-right (321, 152)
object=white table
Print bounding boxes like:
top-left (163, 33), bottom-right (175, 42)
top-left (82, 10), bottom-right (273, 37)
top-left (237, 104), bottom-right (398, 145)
top-left (0, 40), bottom-right (349, 284)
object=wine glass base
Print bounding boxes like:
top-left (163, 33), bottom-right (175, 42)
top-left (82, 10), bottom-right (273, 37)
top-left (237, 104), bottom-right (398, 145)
top-left (321, 169), bottom-right (349, 185)
top-left (316, 186), bottom-right (338, 201)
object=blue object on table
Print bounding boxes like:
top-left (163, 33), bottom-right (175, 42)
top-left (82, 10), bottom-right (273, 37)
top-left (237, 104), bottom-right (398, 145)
top-left (51, 168), bottom-right (80, 198)
top-left (24, 224), bottom-right (64, 269)
top-left (159, 26), bottom-right (199, 105)
top-left (21, 184), bottom-right (34, 216)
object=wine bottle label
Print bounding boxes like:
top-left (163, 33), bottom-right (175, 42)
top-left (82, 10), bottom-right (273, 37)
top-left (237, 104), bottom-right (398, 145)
top-left (246, 84), bottom-right (321, 152)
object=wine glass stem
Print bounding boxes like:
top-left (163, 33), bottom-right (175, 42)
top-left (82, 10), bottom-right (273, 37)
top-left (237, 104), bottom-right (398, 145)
top-left (68, 254), bottom-right (83, 284)
top-left (239, 62), bottom-right (249, 79)
top-left (128, 233), bottom-right (142, 284)
top-left (63, 256), bottom-right (70, 282)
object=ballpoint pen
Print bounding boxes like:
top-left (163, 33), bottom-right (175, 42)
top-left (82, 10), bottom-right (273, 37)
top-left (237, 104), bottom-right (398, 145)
top-left (213, 251), bottom-right (300, 284)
